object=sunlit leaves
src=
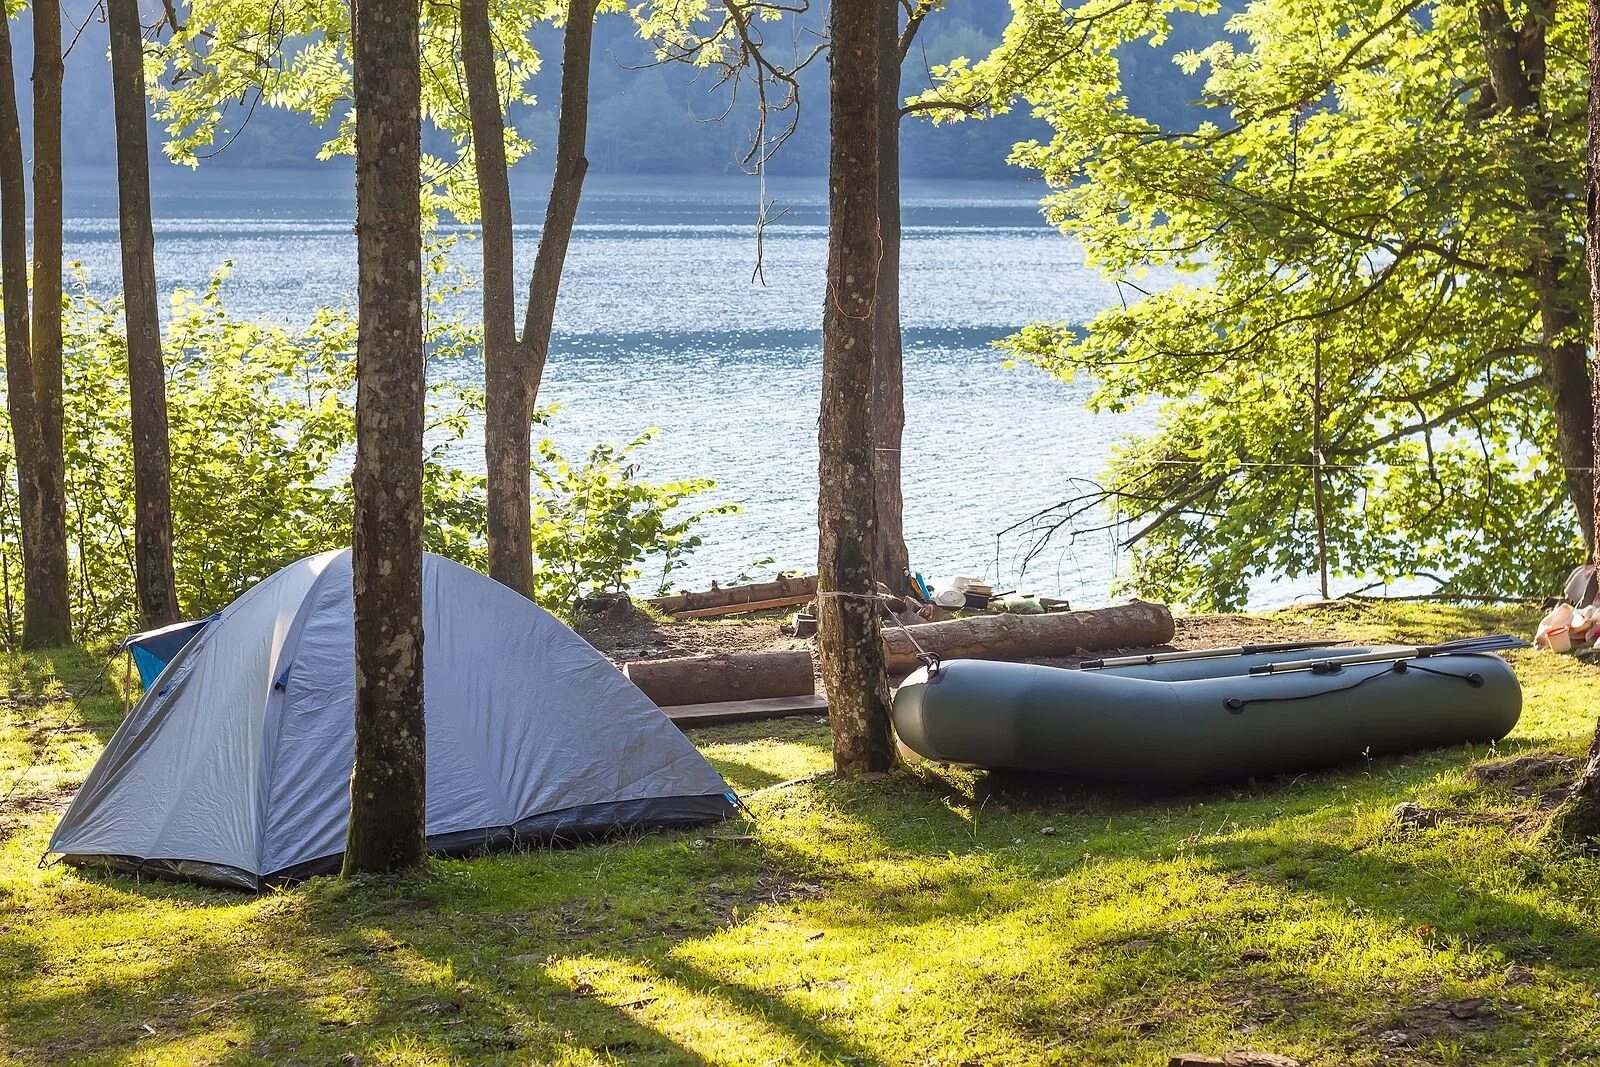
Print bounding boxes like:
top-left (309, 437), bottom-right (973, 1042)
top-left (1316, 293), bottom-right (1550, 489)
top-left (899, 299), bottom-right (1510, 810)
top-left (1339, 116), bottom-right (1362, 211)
top-left (946, 0), bottom-right (1584, 608)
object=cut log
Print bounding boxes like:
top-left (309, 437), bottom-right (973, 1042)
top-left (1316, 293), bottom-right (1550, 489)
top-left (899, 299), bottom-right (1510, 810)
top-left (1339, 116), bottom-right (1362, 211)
top-left (672, 593), bottom-right (816, 620)
top-left (623, 650), bottom-right (815, 706)
top-left (881, 600), bottom-right (1175, 673)
top-left (646, 575), bottom-right (818, 615)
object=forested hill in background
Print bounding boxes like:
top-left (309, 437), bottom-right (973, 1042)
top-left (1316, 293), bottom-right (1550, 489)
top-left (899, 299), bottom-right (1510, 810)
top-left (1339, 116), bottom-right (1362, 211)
top-left (27, 0), bottom-right (1230, 180)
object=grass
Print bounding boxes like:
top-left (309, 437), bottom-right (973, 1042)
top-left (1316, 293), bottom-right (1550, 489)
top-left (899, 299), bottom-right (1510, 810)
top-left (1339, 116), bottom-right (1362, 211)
top-left (3, 603), bottom-right (1600, 1065)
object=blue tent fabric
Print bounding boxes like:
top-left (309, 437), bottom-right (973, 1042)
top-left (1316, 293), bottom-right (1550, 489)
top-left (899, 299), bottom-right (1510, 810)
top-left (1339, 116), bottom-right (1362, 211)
top-left (55, 550), bottom-right (735, 890)
top-left (123, 617), bottom-right (215, 688)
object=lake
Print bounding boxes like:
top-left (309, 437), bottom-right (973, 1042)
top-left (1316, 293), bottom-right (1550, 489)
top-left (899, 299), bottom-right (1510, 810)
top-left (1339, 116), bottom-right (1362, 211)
top-left (60, 166), bottom-right (1160, 603)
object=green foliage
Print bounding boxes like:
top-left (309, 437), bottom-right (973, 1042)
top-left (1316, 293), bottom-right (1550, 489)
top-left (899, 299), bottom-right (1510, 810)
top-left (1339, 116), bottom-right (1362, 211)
top-left (530, 430), bottom-right (736, 609)
top-left (151, 0), bottom-right (553, 220)
top-left (0, 268), bottom-right (724, 644)
top-left (930, 0), bottom-right (1587, 610)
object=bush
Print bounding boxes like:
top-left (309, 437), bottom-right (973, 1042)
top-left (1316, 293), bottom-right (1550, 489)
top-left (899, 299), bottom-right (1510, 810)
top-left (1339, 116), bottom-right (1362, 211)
top-left (0, 266), bottom-right (728, 645)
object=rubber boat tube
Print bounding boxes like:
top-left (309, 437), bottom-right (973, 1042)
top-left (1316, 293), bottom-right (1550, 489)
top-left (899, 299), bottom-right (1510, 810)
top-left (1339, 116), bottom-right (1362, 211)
top-left (891, 649), bottom-right (1521, 788)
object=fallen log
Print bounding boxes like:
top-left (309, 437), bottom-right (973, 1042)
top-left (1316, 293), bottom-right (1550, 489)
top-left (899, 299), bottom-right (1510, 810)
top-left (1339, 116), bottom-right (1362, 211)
top-left (881, 600), bottom-right (1175, 673)
top-left (673, 593), bottom-right (816, 620)
top-left (646, 575), bottom-right (818, 616)
top-left (623, 650), bottom-right (815, 707)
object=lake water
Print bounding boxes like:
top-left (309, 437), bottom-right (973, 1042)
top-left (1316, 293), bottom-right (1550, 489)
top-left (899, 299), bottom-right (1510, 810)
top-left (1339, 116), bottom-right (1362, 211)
top-left (60, 166), bottom-right (1165, 603)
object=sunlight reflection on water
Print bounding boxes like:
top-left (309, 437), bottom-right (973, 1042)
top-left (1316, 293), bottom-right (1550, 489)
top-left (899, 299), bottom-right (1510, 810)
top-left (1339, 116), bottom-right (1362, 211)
top-left (64, 168), bottom-right (1170, 601)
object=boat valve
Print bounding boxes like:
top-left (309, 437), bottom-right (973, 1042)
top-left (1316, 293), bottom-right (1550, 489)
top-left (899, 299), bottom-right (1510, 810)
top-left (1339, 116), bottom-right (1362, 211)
top-left (1224, 697), bottom-right (1245, 714)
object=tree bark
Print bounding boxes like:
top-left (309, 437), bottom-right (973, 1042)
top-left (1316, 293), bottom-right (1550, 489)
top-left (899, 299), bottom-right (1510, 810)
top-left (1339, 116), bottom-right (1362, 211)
top-left (345, 0), bottom-right (428, 875)
top-left (474, 0), bottom-right (598, 598)
top-left (1479, 0), bottom-right (1596, 547)
top-left (108, 0), bottom-right (181, 629)
top-left (1548, 0), bottom-right (1600, 846)
top-left (622, 650), bottom-right (815, 707)
top-left (463, 0), bottom-right (528, 596)
top-left (819, 0), bottom-right (894, 776)
top-left (872, 0), bottom-right (910, 595)
top-left (881, 600), bottom-right (1177, 673)
top-left (0, 13), bottom-right (70, 647)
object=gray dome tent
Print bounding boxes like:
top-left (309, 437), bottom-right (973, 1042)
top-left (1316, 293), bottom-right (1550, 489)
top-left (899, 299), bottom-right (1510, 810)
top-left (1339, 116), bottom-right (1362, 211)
top-left (49, 549), bottom-right (737, 889)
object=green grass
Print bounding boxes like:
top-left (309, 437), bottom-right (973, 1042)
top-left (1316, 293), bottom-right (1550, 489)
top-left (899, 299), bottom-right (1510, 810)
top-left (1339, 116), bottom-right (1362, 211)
top-left (3, 605), bottom-right (1600, 1065)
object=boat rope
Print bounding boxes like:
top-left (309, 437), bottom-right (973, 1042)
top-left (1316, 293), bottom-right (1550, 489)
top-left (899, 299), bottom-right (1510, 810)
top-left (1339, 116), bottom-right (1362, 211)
top-left (814, 590), bottom-right (942, 675)
top-left (1222, 657), bottom-right (1487, 713)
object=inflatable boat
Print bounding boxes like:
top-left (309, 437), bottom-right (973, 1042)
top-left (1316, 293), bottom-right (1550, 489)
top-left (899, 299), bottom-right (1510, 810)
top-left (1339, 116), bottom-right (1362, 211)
top-left (891, 639), bottom-right (1524, 788)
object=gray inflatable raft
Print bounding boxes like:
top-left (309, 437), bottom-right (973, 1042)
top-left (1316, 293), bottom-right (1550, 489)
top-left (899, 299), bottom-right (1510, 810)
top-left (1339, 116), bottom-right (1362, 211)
top-left (891, 645), bottom-right (1522, 788)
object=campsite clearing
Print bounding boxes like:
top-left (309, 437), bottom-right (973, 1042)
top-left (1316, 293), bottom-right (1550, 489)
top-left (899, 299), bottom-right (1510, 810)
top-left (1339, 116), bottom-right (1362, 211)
top-left (3, 603), bottom-right (1600, 1065)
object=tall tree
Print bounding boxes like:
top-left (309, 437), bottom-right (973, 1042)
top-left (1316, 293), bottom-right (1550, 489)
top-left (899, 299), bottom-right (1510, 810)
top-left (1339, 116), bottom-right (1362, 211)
top-left (925, 0), bottom-right (1593, 609)
top-left (871, 0), bottom-right (909, 595)
top-left (344, 0), bottom-right (428, 875)
top-left (819, 0), bottom-right (894, 776)
top-left (108, 0), bottom-right (181, 628)
top-left (0, 7), bottom-right (70, 647)
top-left (1547, 0), bottom-right (1600, 846)
top-left (464, 0), bottom-right (600, 598)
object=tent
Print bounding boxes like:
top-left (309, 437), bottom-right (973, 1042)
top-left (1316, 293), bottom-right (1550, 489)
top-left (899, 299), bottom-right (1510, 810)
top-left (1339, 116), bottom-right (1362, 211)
top-left (50, 549), bottom-right (737, 889)
top-left (122, 616), bottom-right (215, 688)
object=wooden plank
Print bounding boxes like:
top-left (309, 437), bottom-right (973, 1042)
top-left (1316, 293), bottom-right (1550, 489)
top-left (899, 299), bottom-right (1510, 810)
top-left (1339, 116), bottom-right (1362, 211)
top-left (666, 693), bottom-right (830, 728)
top-left (671, 593), bottom-right (816, 620)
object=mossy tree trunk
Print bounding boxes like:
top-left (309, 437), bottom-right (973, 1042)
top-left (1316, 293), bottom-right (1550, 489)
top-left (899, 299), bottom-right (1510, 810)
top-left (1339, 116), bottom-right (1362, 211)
top-left (0, 11), bottom-right (70, 648)
top-left (1479, 0), bottom-right (1595, 548)
top-left (469, 0), bottom-right (598, 598)
top-left (1549, 0), bottom-right (1600, 846)
top-left (345, 0), bottom-right (428, 875)
top-left (871, 0), bottom-right (910, 596)
top-left (819, 0), bottom-right (894, 776)
top-left (109, 0), bottom-right (181, 629)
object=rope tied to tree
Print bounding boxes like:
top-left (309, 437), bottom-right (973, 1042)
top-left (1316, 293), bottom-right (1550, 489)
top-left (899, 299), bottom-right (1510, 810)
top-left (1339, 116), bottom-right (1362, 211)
top-left (813, 589), bottom-right (941, 675)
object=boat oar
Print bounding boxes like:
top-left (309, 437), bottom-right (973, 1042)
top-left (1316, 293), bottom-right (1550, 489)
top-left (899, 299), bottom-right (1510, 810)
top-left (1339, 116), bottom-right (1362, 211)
top-left (1080, 640), bottom-right (1343, 670)
top-left (1247, 635), bottom-right (1529, 676)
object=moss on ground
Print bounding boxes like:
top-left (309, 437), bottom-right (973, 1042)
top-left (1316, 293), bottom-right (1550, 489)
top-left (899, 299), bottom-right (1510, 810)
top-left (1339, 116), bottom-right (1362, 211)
top-left (2, 605), bottom-right (1599, 1065)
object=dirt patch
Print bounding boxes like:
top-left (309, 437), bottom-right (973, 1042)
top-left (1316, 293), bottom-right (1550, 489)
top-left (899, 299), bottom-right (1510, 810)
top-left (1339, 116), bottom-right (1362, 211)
top-left (0, 785), bottom-right (74, 843)
top-left (1468, 755), bottom-right (1581, 792)
top-left (574, 599), bottom-right (812, 668)
top-left (1358, 997), bottom-right (1499, 1049)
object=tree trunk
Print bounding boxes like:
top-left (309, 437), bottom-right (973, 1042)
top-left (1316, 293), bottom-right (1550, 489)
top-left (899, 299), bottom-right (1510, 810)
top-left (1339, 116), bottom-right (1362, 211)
top-left (345, 0), bottom-right (427, 875)
top-left (519, 0), bottom-right (597, 402)
top-left (1479, 0), bottom-right (1596, 547)
top-left (880, 600), bottom-right (1176, 673)
top-left (463, 0), bottom-right (529, 596)
top-left (819, 0), bottom-right (894, 776)
top-left (0, 14), bottom-right (70, 648)
top-left (872, 0), bottom-right (910, 595)
top-left (108, 0), bottom-right (181, 629)
top-left (622, 650), bottom-right (815, 707)
top-left (1548, 0), bottom-right (1600, 846)
top-left (477, 0), bottom-right (598, 598)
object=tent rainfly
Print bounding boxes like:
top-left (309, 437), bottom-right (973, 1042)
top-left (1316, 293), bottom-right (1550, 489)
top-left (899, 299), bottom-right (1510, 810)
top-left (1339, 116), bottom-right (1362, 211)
top-left (49, 549), bottom-right (738, 889)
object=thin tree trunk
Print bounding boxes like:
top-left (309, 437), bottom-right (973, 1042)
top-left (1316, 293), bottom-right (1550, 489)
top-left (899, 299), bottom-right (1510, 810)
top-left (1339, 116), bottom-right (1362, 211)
top-left (519, 0), bottom-right (597, 402)
top-left (345, 0), bottom-right (427, 875)
top-left (820, 0), bottom-right (894, 776)
top-left (108, 0), bottom-right (181, 628)
top-left (871, 0), bottom-right (909, 595)
top-left (464, 0), bottom-right (528, 595)
top-left (475, 0), bottom-right (598, 598)
top-left (1547, 0), bottom-right (1600, 845)
top-left (31, 0), bottom-right (70, 644)
top-left (0, 14), bottom-right (70, 648)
